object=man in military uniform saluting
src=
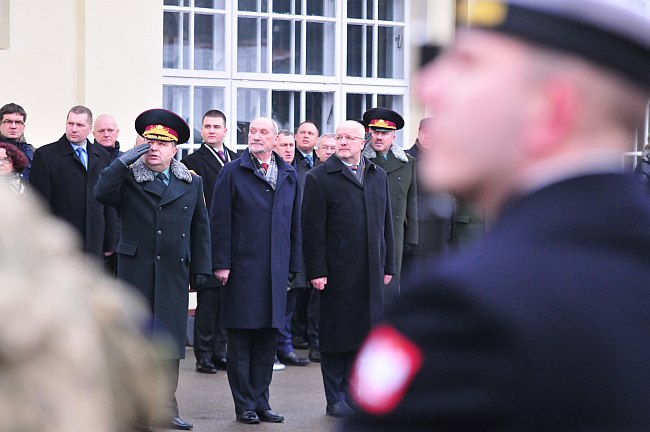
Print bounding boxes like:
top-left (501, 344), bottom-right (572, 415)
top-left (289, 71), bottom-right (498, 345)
top-left (95, 109), bottom-right (211, 431)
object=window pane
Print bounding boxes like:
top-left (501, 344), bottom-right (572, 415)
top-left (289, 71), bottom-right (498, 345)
top-left (346, 93), bottom-right (373, 122)
top-left (308, 0), bottom-right (335, 17)
top-left (377, 94), bottom-right (403, 115)
top-left (239, 0), bottom-right (267, 12)
top-left (306, 22), bottom-right (335, 76)
top-left (273, 0), bottom-right (291, 14)
top-left (295, 0), bottom-right (301, 14)
top-left (272, 91), bottom-right (300, 131)
top-left (194, 14), bottom-right (226, 71)
top-left (346, 24), bottom-right (363, 77)
top-left (238, 17), bottom-right (268, 72)
top-left (163, 11), bottom-right (189, 69)
top-left (306, 92), bottom-right (335, 134)
top-left (377, 26), bottom-right (403, 78)
top-left (237, 88), bottom-right (269, 145)
top-left (193, 87), bottom-right (226, 143)
top-left (365, 26), bottom-right (373, 78)
top-left (294, 21), bottom-right (301, 73)
top-left (347, 0), bottom-right (371, 19)
top-left (272, 20), bottom-right (292, 73)
top-left (378, 0), bottom-right (404, 21)
top-left (195, 0), bottom-right (225, 8)
top-left (163, 85), bottom-right (190, 126)
top-left (164, 0), bottom-right (189, 6)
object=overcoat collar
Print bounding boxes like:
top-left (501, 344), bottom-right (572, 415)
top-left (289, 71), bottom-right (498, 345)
top-left (55, 134), bottom-right (102, 173)
top-left (239, 148), bottom-right (295, 188)
top-left (325, 155), bottom-right (375, 189)
top-left (369, 150), bottom-right (406, 174)
top-left (133, 158), bottom-right (193, 205)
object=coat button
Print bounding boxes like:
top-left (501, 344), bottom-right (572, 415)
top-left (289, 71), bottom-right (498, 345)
top-left (158, 206), bottom-right (162, 210)
top-left (395, 216), bottom-right (400, 219)
top-left (398, 176), bottom-right (402, 180)
top-left (180, 258), bottom-right (185, 263)
top-left (157, 230), bottom-right (162, 235)
top-left (397, 196), bottom-right (402, 200)
top-left (156, 256), bottom-right (161, 261)
top-left (183, 206), bottom-right (188, 211)
top-left (181, 233), bottom-right (186, 238)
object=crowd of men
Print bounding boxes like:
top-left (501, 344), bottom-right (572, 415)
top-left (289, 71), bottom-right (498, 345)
top-left (2, 1), bottom-right (650, 430)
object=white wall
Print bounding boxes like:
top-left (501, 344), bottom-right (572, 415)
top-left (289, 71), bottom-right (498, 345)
top-left (0, 0), bottom-right (162, 148)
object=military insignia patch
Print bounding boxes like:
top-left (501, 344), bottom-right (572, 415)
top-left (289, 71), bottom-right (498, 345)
top-left (350, 325), bottom-right (423, 414)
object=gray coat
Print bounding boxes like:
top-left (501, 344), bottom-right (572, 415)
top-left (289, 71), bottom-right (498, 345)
top-left (94, 158), bottom-right (211, 359)
top-left (370, 151), bottom-right (418, 303)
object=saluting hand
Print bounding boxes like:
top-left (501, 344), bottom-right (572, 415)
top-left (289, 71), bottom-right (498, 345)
top-left (118, 143), bottom-right (151, 166)
top-left (311, 277), bottom-right (327, 291)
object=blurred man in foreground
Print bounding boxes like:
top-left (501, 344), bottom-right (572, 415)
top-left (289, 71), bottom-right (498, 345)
top-left (345, 1), bottom-right (650, 431)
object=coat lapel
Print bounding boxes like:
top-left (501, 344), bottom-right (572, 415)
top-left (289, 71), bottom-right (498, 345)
top-left (159, 175), bottom-right (191, 206)
top-left (326, 156), bottom-right (363, 189)
top-left (373, 152), bottom-right (403, 173)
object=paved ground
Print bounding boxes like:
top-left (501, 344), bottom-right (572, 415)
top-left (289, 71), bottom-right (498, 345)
top-left (163, 348), bottom-right (340, 432)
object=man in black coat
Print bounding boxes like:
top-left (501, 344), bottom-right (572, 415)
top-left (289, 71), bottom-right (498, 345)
top-left (95, 109), bottom-right (212, 431)
top-left (212, 117), bottom-right (302, 425)
top-left (344, 1), bottom-right (650, 431)
top-left (181, 109), bottom-right (238, 374)
top-left (30, 105), bottom-right (117, 258)
top-left (302, 120), bottom-right (394, 418)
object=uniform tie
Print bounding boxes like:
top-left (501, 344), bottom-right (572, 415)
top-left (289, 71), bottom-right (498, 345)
top-left (156, 171), bottom-right (168, 187)
top-left (305, 153), bottom-right (313, 168)
top-left (75, 147), bottom-right (87, 170)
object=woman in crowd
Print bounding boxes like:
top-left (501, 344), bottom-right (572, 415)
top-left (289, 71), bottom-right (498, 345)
top-left (0, 142), bottom-right (28, 195)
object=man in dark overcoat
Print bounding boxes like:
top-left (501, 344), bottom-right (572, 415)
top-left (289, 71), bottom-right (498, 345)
top-left (362, 108), bottom-right (417, 305)
top-left (95, 109), bottom-right (211, 431)
top-left (302, 119), bottom-right (394, 418)
top-left (344, 1), bottom-right (650, 431)
top-left (181, 109), bottom-right (238, 375)
top-left (212, 116), bottom-right (302, 425)
top-left (30, 105), bottom-right (117, 258)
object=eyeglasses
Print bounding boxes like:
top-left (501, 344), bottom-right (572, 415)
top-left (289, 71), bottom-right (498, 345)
top-left (1, 119), bottom-right (25, 126)
top-left (335, 135), bottom-right (364, 142)
top-left (0, 158), bottom-right (13, 165)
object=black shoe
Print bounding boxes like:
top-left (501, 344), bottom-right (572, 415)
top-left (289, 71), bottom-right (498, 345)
top-left (256, 409), bottom-right (284, 423)
top-left (213, 356), bottom-right (227, 370)
top-left (292, 339), bottom-right (309, 349)
top-left (165, 416), bottom-right (193, 430)
top-left (278, 351), bottom-right (310, 366)
top-left (309, 348), bottom-right (321, 363)
top-left (195, 358), bottom-right (217, 374)
top-left (236, 410), bottom-right (260, 424)
top-left (326, 401), bottom-right (354, 418)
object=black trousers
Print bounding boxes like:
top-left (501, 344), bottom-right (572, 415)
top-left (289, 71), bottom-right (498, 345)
top-left (165, 359), bottom-right (181, 417)
top-left (320, 351), bottom-right (357, 406)
top-left (291, 287), bottom-right (320, 348)
top-left (193, 286), bottom-right (227, 362)
top-left (226, 328), bottom-right (278, 414)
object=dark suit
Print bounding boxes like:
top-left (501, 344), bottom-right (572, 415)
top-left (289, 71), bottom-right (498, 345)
top-left (30, 134), bottom-right (117, 256)
top-left (345, 174), bottom-right (650, 431)
top-left (181, 143), bottom-right (238, 365)
top-left (211, 149), bottom-right (302, 414)
top-left (302, 155), bottom-right (394, 406)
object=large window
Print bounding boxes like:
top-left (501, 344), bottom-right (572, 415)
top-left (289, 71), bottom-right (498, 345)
top-left (163, 0), bottom-right (410, 152)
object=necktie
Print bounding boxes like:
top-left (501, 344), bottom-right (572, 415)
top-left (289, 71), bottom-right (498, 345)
top-left (156, 172), bottom-right (168, 187)
top-left (217, 150), bottom-right (225, 163)
top-left (305, 154), bottom-right (313, 168)
top-left (261, 162), bottom-right (269, 172)
top-left (75, 147), bottom-right (87, 170)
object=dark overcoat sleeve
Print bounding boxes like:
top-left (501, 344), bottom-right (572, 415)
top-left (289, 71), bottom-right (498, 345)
top-left (211, 164), bottom-right (233, 270)
top-left (289, 175), bottom-right (303, 274)
top-left (301, 170), bottom-right (328, 280)
top-left (382, 173), bottom-right (396, 276)
top-left (29, 148), bottom-right (52, 205)
top-left (404, 158), bottom-right (419, 246)
top-left (189, 175), bottom-right (212, 276)
top-left (94, 159), bottom-right (129, 210)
